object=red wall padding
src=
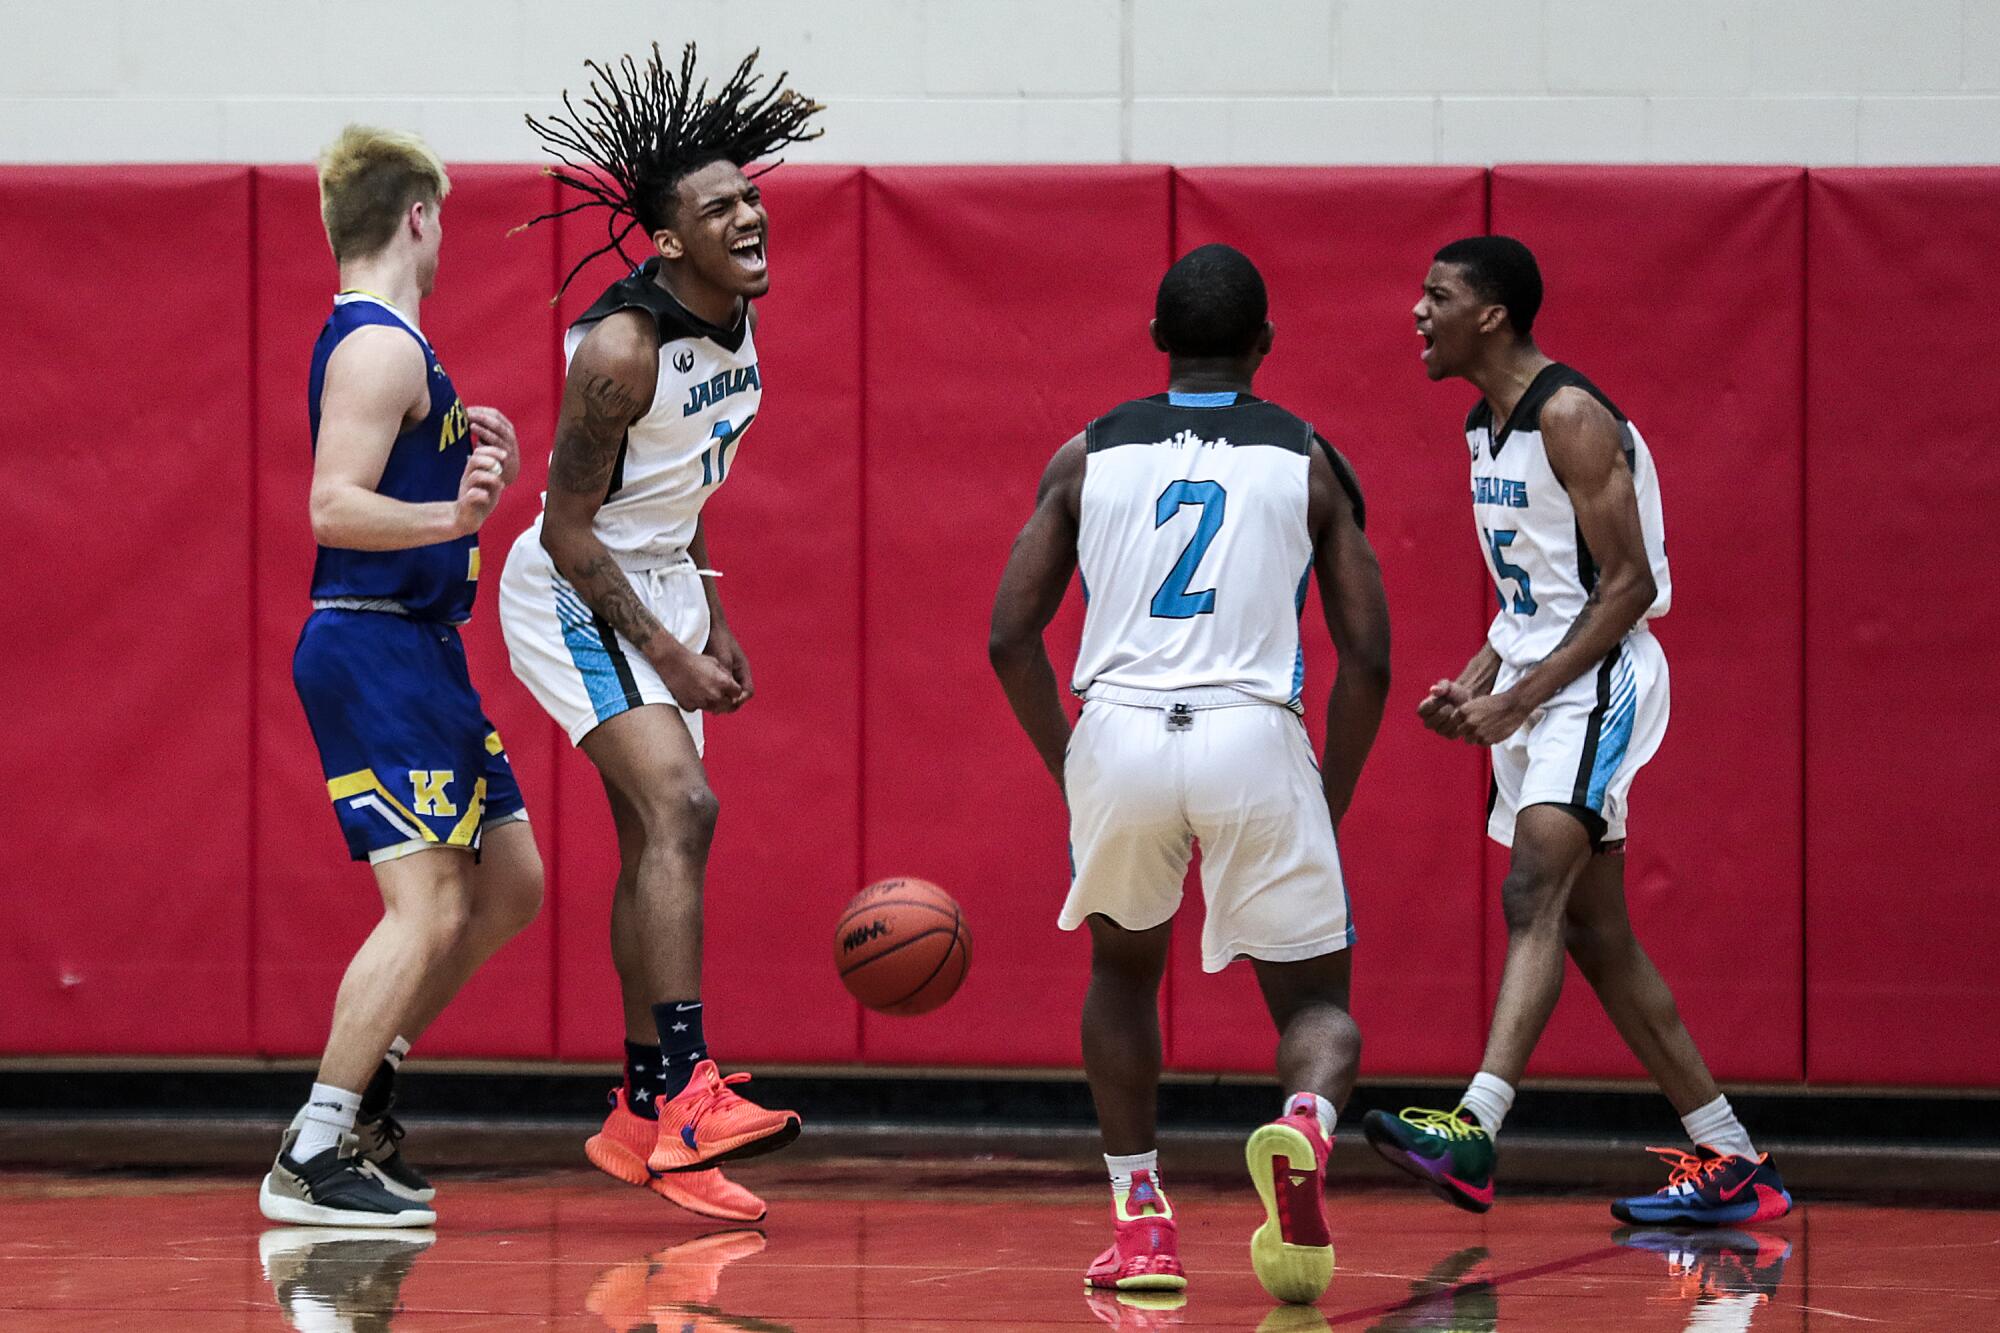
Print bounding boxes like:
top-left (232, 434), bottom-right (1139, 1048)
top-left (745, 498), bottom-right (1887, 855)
top-left (1487, 167), bottom-right (1807, 1081)
top-left (1804, 170), bottom-right (2000, 1087)
top-left (250, 166), bottom-right (562, 1058)
top-left (1, 163), bottom-right (1993, 1091)
top-left (1167, 168), bottom-right (1492, 1077)
top-left (0, 168), bottom-right (255, 1054)
top-left (858, 167), bottom-right (1173, 1065)
top-left (548, 167), bottom-right (866, 1065)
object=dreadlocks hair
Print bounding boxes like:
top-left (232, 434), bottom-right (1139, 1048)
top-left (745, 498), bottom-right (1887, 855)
top-left (519, 42), bottom-right (825, 299)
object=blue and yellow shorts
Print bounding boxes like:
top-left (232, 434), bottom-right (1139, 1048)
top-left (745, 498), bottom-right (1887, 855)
top-left (293, 608), bottom-right (527, 863)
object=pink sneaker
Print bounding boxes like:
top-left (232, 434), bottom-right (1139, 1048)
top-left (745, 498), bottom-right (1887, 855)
top-left (1085, 1169), bottom-right (1188, 1292)
top-left (1246, 1094), bottom-right (1335, 1304)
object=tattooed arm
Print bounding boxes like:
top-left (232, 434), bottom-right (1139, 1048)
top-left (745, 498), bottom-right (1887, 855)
top-left (1453, 387), bottom-right (1657, 746)
top-left (540, 311), bottom-right (744, 713)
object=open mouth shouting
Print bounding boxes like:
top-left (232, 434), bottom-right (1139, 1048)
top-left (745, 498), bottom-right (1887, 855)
top-left (727, 230), bottom-right (767, 276)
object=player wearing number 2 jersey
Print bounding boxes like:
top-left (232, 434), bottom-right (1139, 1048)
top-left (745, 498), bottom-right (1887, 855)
top-left (1364, 236), bottom-right (1791, 1229)
top-left (498, 46), bottom-right (824, 1223)
top-left (991, 245), bottom-right (1391, 1306)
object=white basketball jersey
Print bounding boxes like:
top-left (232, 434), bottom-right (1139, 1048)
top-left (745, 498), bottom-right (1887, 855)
top-left (557, 260), bottom-right (761, 562)
top-left (1467, 363), bottom-right (1671, 670)
top-left (1073, 392), bottom-right (1332, 710)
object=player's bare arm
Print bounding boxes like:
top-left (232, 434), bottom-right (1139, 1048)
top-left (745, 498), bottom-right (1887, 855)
top-left (1308, 445), bottom-right (1391, 828)
top-left (541, 310), bottom-right (743, 713)
top-left (988, 434), bottom-right (1086, 789)
top-left (1455, 387), bottom-right (1657, 746)
top-left (311, 326), bottom-right (506, 550)
top-left (691, 517), bottom-right (753, 711)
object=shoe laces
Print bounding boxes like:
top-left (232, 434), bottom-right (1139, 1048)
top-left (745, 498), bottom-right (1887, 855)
top-left (685, 1067), bottom-right (755, 1116)
top-left (1644, 1145), bottom-right (1732, 1191)
top-left (361, 1112), bottom-right (407, 1152)
top-left (1401, 1105), bottom-right (1485, 1141)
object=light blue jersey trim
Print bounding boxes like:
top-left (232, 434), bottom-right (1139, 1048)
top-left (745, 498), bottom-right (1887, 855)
top-left (1166, 390), bottom-right (1238, 408)
top-left (552, 580), bottom-right (629, 723)
top-left (1585, 658), bottom-right (1640, 809)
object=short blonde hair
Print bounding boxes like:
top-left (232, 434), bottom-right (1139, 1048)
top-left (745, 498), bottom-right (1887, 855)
top-left (316, 124), bottom-right (451, 262)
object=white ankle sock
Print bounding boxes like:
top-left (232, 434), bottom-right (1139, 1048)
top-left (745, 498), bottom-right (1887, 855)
top-left (1104, 1149), bottom-right (1158, 1197)
top-left (293, 1083), bottom-right (361, 1161)
top-left (1287, 1091), bottom-right (1337, 1141)
top-left (1461, 1072), bottom-right (1515, 1137)
top-left (1681, 1094), bottom-right (1756, 1160)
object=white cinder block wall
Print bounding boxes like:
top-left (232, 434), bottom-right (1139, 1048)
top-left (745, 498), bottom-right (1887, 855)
top-left (3, 0), bottom-right (1997, 164)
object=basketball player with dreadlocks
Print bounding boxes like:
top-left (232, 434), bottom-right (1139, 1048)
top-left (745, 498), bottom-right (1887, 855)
top-left (499, 45), bottom-right (822, 1223)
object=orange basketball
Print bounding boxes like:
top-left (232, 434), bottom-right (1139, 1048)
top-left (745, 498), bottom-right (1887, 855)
top-left (834, 877), bottom-right (971, 1016)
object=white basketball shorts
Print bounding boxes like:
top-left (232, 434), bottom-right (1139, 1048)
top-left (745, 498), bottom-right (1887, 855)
top-left (1488, 629), bottom-right (1669, 848)
top-left (497, 523), bottom-right (710, 751)
top-left (1058, 686), bottom-right (1353, 973)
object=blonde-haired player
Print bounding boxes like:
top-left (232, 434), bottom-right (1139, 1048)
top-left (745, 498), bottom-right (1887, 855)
top-left (263, 125), bottom-right (545, 1228)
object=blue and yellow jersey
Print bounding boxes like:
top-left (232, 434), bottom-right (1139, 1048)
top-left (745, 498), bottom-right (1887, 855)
top-left (307, 291), bottom-right (478, 623)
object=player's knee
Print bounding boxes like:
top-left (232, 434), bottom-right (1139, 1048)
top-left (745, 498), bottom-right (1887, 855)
top-left (635, 776), bottom-right (720, 852)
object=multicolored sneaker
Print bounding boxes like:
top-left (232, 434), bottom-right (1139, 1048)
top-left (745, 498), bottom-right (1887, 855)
top-left (1361, 1105), bottom-right (1496, 1213)
top-left (1086, 1170), bottom-right (1188, 1292)
top-left (1610, 1146), bottom-right (1793, 1227)
top-left (1245, 1094), bottom-right (1335, 1304)
top-left (647, 1060), bottom-right (802, 1175)
top-left (585, 1087), bottom-right (768, 1222)
top-left (1615, 1225), bottom-right (1791, 1306)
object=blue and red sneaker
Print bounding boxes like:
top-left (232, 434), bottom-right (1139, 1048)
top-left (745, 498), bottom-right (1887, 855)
top-left (1610, 1145), bottom-right (1793, 1227)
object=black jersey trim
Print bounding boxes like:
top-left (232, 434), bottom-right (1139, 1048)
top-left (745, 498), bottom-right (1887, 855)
top-left (1313, 434), bottom-right (1367, 531)
top-left (572, 259), bottom-right (750, 354)
top-left (1569, 649), bottom-right (1620, 807)
top-left (1085, 394), bottom-right (1314, 455)
top-left (605, 430), bottom-right (630, 502)
top-left (594, 613), bottom-right (648, 714)
top-left (1481, 362), bottom-right (1628, 458)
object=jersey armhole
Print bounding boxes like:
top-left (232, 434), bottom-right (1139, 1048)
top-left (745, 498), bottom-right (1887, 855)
top-left (1312, 433), bottom-right (1367, 531)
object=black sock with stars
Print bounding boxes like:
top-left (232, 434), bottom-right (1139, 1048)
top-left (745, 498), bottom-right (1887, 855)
top-left (651, 999), bottom-right (708, 1099)
top-left (622, 1041), bottom-right (665, 1119)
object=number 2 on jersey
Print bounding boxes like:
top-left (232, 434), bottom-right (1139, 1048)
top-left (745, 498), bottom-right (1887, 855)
top-left (1151, 480), bottom-right (1227, 618)
top-left (1484, 526), bottom-right (1538, 614)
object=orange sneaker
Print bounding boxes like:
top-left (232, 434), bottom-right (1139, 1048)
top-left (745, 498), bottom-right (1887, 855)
top-left (584, 1087), bottom-right (769, 1222)
top-left (647, 1060), bottom-right (801, 1175)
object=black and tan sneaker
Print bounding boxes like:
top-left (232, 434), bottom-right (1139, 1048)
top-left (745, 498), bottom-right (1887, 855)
top-left (287, 1103), bottom-right (435, 1204)
top-left (258, 1127), bottom-right (435, 1228)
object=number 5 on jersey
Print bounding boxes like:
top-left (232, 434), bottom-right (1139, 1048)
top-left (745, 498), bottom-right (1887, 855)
top-left (1485, 526), bottom-right (1537, 614)
top-left (1151, 480), bottom-right (1227, 619)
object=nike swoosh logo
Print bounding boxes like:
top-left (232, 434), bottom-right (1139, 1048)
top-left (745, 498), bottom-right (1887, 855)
top-left (675, 1003), bottom-right (702, 1011)
top-left (1719, 1177), bottom-right (1752, 1201)
top-left (1442, 1172), bottom-right (1496, 1205)
top-left (680, 1125), bottom-right (699, 1149)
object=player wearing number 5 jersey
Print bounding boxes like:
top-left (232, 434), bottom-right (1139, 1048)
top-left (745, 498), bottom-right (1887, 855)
top-left (498, 46), bottom-right (822, 1223)
top-left (1364, 236), bottom-right (1791, 1229)
top-left (991, 246), bottom-right (1390, 1305)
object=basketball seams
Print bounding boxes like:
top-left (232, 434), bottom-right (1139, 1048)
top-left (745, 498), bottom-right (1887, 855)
top-left (880, 904), bottom-right (964, 1012)
top-left (834, 898), bottom-right (959, 929)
